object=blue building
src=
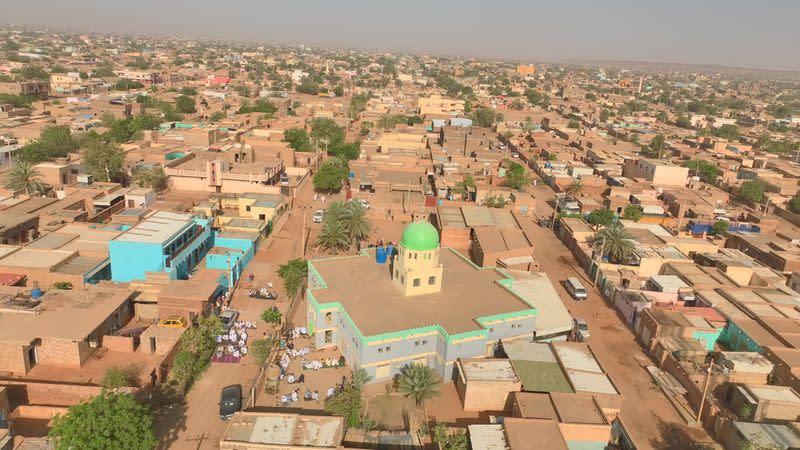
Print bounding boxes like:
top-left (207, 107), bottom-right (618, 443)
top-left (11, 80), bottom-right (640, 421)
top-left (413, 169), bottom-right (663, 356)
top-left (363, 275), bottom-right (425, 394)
top-left (109, 211), bottom-right (213, 282)
top-left (206, 230), bottom-right (259, 289)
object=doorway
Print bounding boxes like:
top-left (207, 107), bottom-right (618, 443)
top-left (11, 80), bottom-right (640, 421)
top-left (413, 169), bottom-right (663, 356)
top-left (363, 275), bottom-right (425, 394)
top-left (27, 346), bottom-right (38, 368)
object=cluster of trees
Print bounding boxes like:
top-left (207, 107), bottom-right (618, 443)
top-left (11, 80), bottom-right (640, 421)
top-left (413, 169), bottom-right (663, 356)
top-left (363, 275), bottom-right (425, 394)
top-left (586, 208), bottom-right (615, 229)
top-left (483, 195), bottom-right (507, 208)
top-left (640, 134), bottom-right (667, 158)
top-left (739, 181), bottom-right (764, 204)
top-left (622, 204), bottom-right (642, 222)
top-left (756, 133), bottom-right (800, 154)
top-left (348, 92), bottom-right (372, 118)
top-left (237, 98), bottom-right (277, 115)
top-left (0, 93), bottom-right (34, 108)
top-left (12, 64), bottom-right (49, 81)
top-left (114, 78), bottom-right (144, 91)
top-left (16, 125), bottom-right (77, 163)
top-left (471, 107), bottom-right (503, 128)
top-left (101, 112), bottom-right (161, 143)
top-left (317, 200), bottom-right (371, 254)
top-left (296, 77), bottom-right (321, 95)
top-left (133, 166), bottom-right (168, 192)
top-left (324, 368), bottom-right (372, 427)
top-left (135, 94), bottom-right (183, 122)
top-left (283, 128), bottom-right (314, 152)
top-left (171, 315), bottom-right (223, 391)
top-left (278, 258), bottom-right (308, 298)
top-left (377, 114), bottom-right (423, 129)
top-left (314, 158), bottom-right (349, 192)
top-left (682, 159), bottom-right (721, 183)
top-left (503, 160), bottom-right (529, 189)
top-left (49, 390), bottom-right (157, 450)
top-left (525, 88), bottom-right (550, 107)
top-left (174, 94), bottom-right (196, 114)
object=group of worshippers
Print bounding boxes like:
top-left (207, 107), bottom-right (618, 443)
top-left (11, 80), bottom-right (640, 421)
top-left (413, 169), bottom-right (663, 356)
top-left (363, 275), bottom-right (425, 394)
top-left (213, 321), bottom-right (256, 363)
top-left (280, 375), bottom-right (350, 406)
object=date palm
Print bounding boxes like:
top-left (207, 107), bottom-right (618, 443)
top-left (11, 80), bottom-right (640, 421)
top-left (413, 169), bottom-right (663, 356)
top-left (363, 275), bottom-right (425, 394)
top-left (591, 223), bottom-right (636, 264)
top-left (564, 180), bottom-right (583, 198)
top-left (318, 218), bottom-right (350, 254)
top-left (341, 201), bottom-right (371, 246)
top-left (397, 364), bottom-right (441, 406)
top-left (4, 160), bottom-right (46, 194)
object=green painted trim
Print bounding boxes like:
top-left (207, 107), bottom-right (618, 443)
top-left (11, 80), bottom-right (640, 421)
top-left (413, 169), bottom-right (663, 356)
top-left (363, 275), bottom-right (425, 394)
top-left (306, 248), bottom-right (537, 346)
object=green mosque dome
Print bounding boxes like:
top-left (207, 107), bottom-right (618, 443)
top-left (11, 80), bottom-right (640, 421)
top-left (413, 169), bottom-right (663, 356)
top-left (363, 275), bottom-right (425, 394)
top-left (400, 221), bottom-right (440, 251)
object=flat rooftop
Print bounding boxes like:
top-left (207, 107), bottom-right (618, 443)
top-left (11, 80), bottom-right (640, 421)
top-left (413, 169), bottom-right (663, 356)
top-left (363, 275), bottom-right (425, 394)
top-left (114, 210), bottom-right (194, 244)
top-left (0, 248), bottom-right (75, 269)
top-left (221, 412), bottom-right (343, 448)
top-left (507, 271), bottom-right (573, 336)
top-left (310, 249), bottom-right (533, 336)
top-left (0, 286), bottom-right (131, 345)
top-left (459, 358), bottom-right (518, 382)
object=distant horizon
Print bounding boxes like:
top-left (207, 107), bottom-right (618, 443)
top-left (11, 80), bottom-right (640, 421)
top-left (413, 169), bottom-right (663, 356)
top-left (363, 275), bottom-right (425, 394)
top-left (3, 0), bottom-right (800, 71)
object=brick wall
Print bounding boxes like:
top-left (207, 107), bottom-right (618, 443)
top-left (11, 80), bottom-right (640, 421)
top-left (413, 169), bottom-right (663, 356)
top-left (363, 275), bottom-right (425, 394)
top-left (36, 339), bottom-right (83, 368)
top-left (0, 380), bottom-right (104, 407)
top-left (102, 335), bottom-right (135, 353)
top-left (0, 343), bottom-right (27, 375)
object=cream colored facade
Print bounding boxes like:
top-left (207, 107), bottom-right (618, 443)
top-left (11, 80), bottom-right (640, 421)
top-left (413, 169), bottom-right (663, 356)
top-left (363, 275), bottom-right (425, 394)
top-left (393, 244), bottom-right (444, 297)
top-left (623, 158), bottom-right (689, 187)
top-left (417, 94), bottom-right (465, 116)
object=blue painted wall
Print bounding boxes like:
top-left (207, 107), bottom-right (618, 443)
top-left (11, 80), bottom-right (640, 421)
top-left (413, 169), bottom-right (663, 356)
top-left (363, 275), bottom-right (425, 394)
top-left (206, 233), bottom-right (256, 288)
top-left (719, 321), bottom-right (763, 352)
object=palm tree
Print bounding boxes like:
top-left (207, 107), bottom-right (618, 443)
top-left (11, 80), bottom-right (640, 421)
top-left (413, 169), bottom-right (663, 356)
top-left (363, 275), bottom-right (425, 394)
top-left (324, 200), bottom-right (347, 222)
top-left (341, 201), bottom-right (371, 246)
top-left (318, 219), bottom-right (350, 254)
top-left (351, 367), bottom-right (373, 390)
top-left (4, 160), bottom-right (46, 194)
top-left (591, 223), bottom-right (636, 264)
top-left (397, 364), bottom-right (441, 406)
top-left (564, 180), bottom-right (583, 198)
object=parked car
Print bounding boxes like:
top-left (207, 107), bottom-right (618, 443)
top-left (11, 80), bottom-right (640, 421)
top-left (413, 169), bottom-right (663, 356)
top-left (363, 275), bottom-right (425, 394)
top-left (158, 315), bottom-right (188, 329)
top-left (565, 277), bottom-right (588, 300)
top-left (219, 309), bottom-right (239, 332)
top-left (573, 318), bottom-right (590, 341)
top-left (357, 199), bottom-right (370, 209)
top-left (313, 209), bottom-right (324, 223)
top-left (219, 384), bottom-right (242, 420)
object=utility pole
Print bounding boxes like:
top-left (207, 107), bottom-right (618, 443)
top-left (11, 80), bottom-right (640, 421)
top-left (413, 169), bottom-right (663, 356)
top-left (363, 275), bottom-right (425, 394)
top-left (301, 207), bottom-right (308, 258)
top-left (697, 361), bottom-right (713, 424)
top-left (593, 237), bottom-right (606, 286)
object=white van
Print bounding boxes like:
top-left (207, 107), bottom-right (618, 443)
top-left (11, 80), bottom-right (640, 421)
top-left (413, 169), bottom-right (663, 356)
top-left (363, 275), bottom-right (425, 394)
top-left (565, 277), bottom-right (588, 300)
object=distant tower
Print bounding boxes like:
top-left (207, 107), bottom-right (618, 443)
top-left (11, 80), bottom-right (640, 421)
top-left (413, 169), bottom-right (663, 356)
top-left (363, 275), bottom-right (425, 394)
top-left (391, 222), bottom-right (443, 297)
top-left (638, 77), bottom-right (643, 94)
top-left (326, 60), bottom-right (331, 75)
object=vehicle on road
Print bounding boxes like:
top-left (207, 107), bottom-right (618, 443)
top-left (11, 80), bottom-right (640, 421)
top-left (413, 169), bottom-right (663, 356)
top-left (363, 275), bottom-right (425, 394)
top-left (573, 318), bottom-right (590, 341)
top-left (565, 277), bottom-right (588, 300)
top-left (312, 209), bottom-right (324, 223)
top-left (158, 315), bottom-right (188, 328)
top-left (357, 199), bottom-right (370, 209)
top-left (219, 309), bottom-right (239, 331)
top-left (219, 384), bottom-right (242, 420)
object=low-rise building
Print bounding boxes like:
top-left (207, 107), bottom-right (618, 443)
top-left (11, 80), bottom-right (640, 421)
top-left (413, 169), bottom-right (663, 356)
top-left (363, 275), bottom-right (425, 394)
top-left (219, 412), bottom-right (344, 450)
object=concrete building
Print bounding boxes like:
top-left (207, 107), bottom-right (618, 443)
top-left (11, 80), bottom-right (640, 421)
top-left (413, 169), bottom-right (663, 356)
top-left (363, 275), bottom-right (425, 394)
top-left (417, 95), bottom-right (465, 116)
top-left (729, 384), bottom-right (800, 423)
top-left (621, 158), bottom-right (689, 187)
top-left (219, 412), bottom-right (344, 450)
top-left (454, 358), bottom-right (521, 411)
top-left (306, 221), bottom-right (537, 381)
top-left (109, 211), bottom-right (213, 282)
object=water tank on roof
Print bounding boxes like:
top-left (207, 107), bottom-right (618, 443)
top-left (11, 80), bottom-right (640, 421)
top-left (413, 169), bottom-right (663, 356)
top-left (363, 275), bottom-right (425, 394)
top-left (31, 288), bottom-right (43, 299)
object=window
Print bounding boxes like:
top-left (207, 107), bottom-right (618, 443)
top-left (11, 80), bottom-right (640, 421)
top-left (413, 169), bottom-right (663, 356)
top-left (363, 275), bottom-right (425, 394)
top-left (428, 276), bottom-right (436, 285)
top-left (489, 327), bottom-right (495, 333)
top-left (422, 340), bottom-right (428, 345)
top-left (246, 205), bottom-right (251, 212)
top-left (414, 341), bottom-right (420, 346)
top-left (385, 346), bottom-right (391, 352)
top-left (378, 348), bottom-right (383, 353)
top-left (400, 275), bottom-right (405, 284)
top-left (413, 278), bottom-right (420, 287)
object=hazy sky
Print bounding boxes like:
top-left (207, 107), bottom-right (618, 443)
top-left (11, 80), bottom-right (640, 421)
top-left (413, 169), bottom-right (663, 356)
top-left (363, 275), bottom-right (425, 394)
top-left (4, 0), bottom-right (800, 70)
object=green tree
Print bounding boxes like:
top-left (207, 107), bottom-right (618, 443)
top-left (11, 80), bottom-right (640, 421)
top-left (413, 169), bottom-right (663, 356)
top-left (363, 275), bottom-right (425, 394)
top-left (101, 366), bottom-right (135, 389)
top-left (251, 338), bottom-right (272, 366)
top-left (524, 88), bottom-right (550, 107)
top-left (567, 119), bottom-right (580, 129)
top-left (310, 118), bottom-right (345, 145)
top-left (49, 391), bottom-right (157, 450)
top-left (351, 368), bottom-right (373, 390)
top-left (133, 166), bottom-right (168, 192)
top-left (83, 140), bottom-right (124, 182)
top-left (175, 95), bottom-right (196, 114)
top-left (622, 205), bottom-right (642, 222)
top-left (712, 220), bottom-right (730, 236)
top-left (739, 181), bottom-right (764, 204)
top-left (471, 107), bottom-right (502, 128)
top-left (433, 424), bottom-right (469, 450)
top-left (313, 158), bottom-right (347, 192)
top-left (586, 208), bottom-right (615, 229)
top-left (599, 109), bottom-right (611, 122)
top-left (789, 196), bottom-right (800, 214)
top-left (260, 308), bottom-right (282, 327)
top-left (397, 364), bottom-right (441, 406)
top-left (504, 160), bottom-right (529, 189)
top-left (14, 65), bottom-right (49, 80)
top-left (712, 124), bottom-right (740, 141)
top-left (643, 134), bottom-right (667, 158)
top-left (675, 115), bottom-right (693, 129)
top-left (278, 258), bottom-right (308, 298)
top-left (629, 133), bottom-right (640, 145)
top-left (682, 159), bottom-right (720, 183)
top-left (591, 223), bottom-right (635, 263)
top-left (179, 87), bottom-right (197, 96)
top-left (180, 315), bottom-right (222, 356)
top-left (0, 93), bottom-right (34, 108)
top-left (564, 180), bottom-right (583, 198)
top-left (114, 79), bottom-right (144, 91)
top-left (330, 141), bottom-right (361, 161)
top-left (318, 219), bottom-right (350, 254)
top-left (17, 125), bottom-right (77, 163)
top-left (324, 385), bottom-right (362, 427)
top-left (282, 128), bottom-right (314, 152)
top-left (453, 175), bottom-right (476, 198)
top-left (3, 160), bottom-right (46, 194)
top-left (297, 78), bottom-right (320, 95)
top-left (340, 201), bottom-right (371, 246)
top-left (209, 111), bottom-right (225, 122)
top-left (348, 92), bottom-right (371, 118)
top-left (585, 92), bottom-right (597, 101)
